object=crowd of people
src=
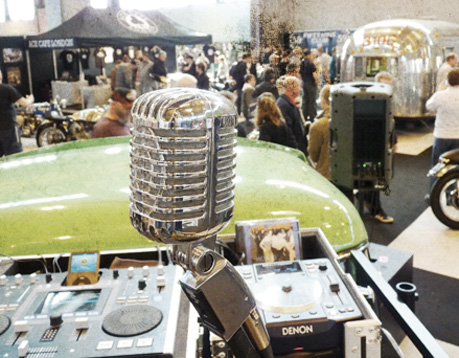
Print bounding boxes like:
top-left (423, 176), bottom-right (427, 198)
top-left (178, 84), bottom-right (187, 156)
top-left (218, 45), bottom-right (393, 223)
top-left (3, 40), bottom-right (458, 226)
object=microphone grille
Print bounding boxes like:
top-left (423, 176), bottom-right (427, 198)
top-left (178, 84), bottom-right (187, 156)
top-left (129, 88), bottom-right (238, 244)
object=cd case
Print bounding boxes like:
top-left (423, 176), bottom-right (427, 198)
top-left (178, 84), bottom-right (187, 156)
top-left (235, 217), bottom-right (301, 264)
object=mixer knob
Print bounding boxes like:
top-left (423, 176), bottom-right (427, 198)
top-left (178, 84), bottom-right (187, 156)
top-left (50, 314), bottom-right (63, 327)
top-left (46, 273), bottom-right (53, 283)
top-left (113, 269), bottom-right (119, 279)
top-left (30, 272), bottom-right (38, 284)
top-left (14, 273), bottom-right (23, 285)
top-left (319, 264), bottom-right (328, 271)
top-left (0, 274), bottom-right (7, 286)
top-left (128, 267), bottom-right (135, 279)
top-left (138, 278), bottom-right (147, 291)
top-left (142, 265), bottom-right (150, 277)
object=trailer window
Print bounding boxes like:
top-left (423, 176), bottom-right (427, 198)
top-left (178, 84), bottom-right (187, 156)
top-left (442, 47), bottom-right (454, 59)
top-left (366, 57), bottom-right (398, 78)
top-left (354, 57), bottom-right (365, 79)
top-left (366, 57), bottom-right (385, 77)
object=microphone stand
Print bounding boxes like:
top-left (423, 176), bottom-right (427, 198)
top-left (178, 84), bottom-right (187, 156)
top-left (173, 237), bottom-right (274, 358)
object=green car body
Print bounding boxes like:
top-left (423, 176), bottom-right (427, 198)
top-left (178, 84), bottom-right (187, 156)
top-left (0, 136), bottom-right (367, 257)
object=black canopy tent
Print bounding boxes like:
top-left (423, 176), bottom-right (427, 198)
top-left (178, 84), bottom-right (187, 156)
top-left (25, 6), bottom-right (212, 100)
top-left (26, 6), bottom-right (212, 49)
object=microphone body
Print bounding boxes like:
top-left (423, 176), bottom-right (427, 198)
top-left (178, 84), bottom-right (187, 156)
top-left (129, 88), bottom-right (273, 358)
top-left (129, 88), bottom-right (236, 244)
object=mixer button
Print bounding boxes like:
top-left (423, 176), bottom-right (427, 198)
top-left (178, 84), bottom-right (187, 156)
top-left (137, 337), bottom-right (154, 347)
top-left (127, 296), bottom-right (138, 304)
top-left (138, 296), bottom-right (149, 303)
top-left (116, 296), bottom-right (127, 304)
top-left (96, 340), bottom-right (114, 350)
top-left (117, 339), bottom-right (134, 349)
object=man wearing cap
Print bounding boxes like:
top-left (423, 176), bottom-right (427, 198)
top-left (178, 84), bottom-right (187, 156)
top-left (91, 88), bottom-right (136, 139)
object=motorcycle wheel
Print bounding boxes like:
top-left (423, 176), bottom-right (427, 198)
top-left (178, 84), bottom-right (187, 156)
top-left (431, 170), bottom-right (459, 230)
top-left (36, 125), bottom-right (67, 147)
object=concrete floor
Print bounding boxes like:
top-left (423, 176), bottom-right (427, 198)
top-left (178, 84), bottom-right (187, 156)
top-left (390, 208), bottom-right (459, 357)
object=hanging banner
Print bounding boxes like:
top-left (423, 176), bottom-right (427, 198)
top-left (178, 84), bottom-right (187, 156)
top-left (290, 29), bottom-right (353, 53)
top-left (27, 38), bottom-right (76, 49)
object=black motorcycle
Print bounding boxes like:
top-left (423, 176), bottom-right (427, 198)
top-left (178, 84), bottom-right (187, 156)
top-left (35, 99), bottom-right (105, 147)
top-left (428, 148), bottom-right (459, 229)
top-left (17, 102), bottom-right (56, 137)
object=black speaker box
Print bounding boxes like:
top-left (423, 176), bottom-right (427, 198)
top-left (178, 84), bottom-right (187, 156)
top-left (330, 82), bottom-right (395, 190)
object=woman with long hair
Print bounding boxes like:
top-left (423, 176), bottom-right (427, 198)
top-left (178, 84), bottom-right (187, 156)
top-left (256, 93), bottom-right (294, 148)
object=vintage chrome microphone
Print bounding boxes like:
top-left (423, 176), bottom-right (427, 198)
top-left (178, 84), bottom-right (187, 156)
top-left (129, 88), bottom-right (274, 358)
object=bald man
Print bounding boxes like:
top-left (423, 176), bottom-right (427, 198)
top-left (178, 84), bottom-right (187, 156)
top-left (0, 71), bottom-right (34, 156)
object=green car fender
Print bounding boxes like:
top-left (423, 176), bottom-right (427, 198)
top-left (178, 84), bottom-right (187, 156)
top-left (0, 136), bottom-right (367, 257)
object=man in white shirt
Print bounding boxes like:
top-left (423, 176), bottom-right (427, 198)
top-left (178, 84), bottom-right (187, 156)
top-left (427, 68), bottom-right (459, 185)
top-left (436, 53), bottom-right (457, 91)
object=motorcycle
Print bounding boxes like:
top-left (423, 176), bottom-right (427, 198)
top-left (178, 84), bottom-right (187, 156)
top-left (428, 148), bottom-right (459, 229)
top-left (35, 99), bottom-right (106, 147)
top-left (16, 102), bottom-right (58, 137)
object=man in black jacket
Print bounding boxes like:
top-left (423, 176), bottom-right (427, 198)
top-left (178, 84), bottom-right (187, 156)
top-left (299, 50), bottom-right (317, 121)
top-left (196, 62), bottom-right (210, 90)
top-left (253, 68), bottom-right (278, 99)
top-left (232, 53), bottom-right (252, 114)
top-left (276, 76), bottom-right (307, 156)
top-left (151, 50), bottom-right (168, 90)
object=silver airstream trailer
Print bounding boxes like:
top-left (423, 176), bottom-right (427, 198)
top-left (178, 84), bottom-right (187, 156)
top-left (340, 19), bottom-right (459, 120)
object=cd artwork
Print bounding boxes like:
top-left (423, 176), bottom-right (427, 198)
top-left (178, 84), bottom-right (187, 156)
top-left (235, 217), bottom-right (301, 264)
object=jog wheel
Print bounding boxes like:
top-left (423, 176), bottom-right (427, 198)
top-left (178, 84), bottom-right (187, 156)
top-left (0, 314), bottom-right (10, 336)
top-left (102, 305), bottom-right (162, 337)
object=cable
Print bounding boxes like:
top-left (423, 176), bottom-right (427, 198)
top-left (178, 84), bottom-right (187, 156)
top-left (38, 255), bottom-right (49, 274)
top-left (0, 253), bottom-right (16, 263)
top-left (381, 327), bottom-right (405, 358)
top-left (52, 253), bottom-right (65, 273)
top-left (215, 240), bottom-right (245, 265)
top-left (166, 246), bottom-right (174, 266)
